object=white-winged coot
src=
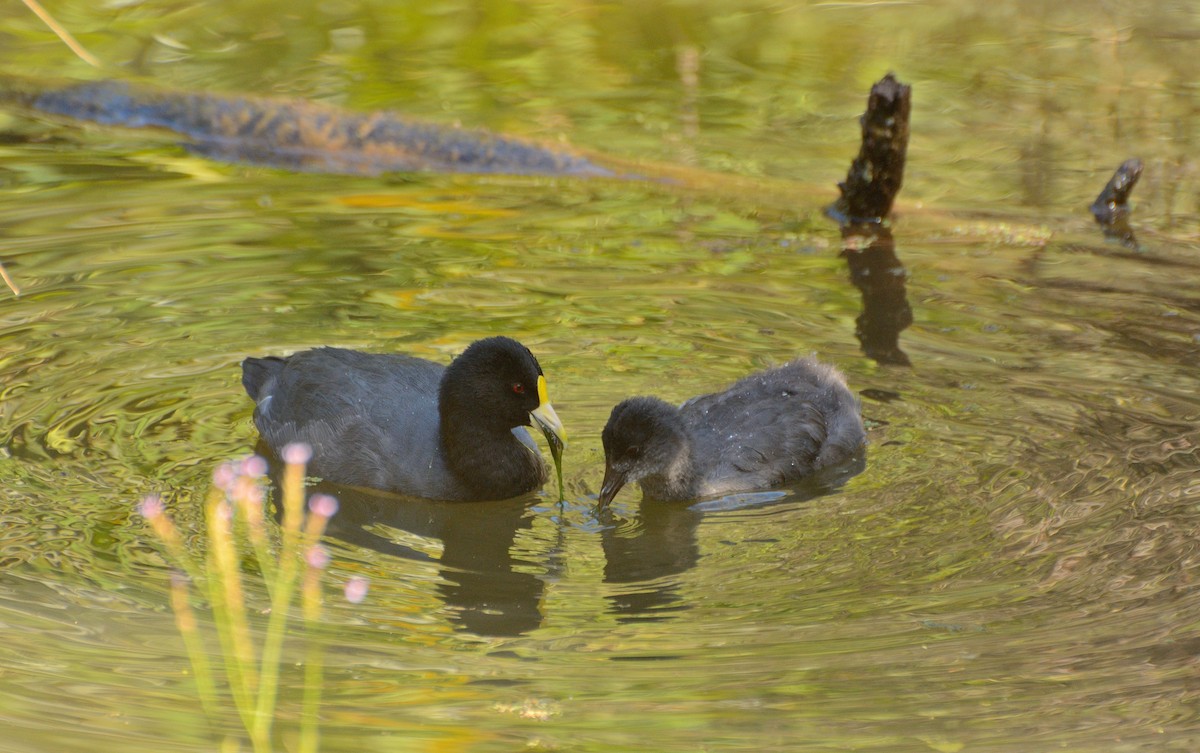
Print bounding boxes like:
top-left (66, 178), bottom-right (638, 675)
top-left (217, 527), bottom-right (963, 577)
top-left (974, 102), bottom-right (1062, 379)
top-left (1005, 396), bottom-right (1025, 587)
top-left (241, 336), bottom-right (566, 501)
top-left (598, 357), bottom-right (865, 506)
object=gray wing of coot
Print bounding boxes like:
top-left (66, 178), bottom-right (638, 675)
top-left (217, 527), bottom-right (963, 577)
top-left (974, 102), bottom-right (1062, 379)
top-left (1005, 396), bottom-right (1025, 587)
top-left (242, 347), bottom-right (463, 498)
top-left (680, 358), bottom-right (864, 494)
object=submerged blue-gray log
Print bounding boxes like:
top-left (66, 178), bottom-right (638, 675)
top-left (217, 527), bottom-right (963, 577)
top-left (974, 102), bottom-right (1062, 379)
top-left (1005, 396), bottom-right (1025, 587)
top-left (2, 77), bottom-right (616, 177)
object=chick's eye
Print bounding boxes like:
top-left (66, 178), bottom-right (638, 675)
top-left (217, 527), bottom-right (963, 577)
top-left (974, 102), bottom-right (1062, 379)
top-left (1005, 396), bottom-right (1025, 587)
top-left (625, 446), bottom-right (642, 461)
top-left (511, 383), bottom-right (526, 395)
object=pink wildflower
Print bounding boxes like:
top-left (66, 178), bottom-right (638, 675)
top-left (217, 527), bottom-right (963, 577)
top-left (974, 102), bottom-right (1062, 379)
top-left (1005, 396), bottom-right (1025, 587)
top-left (343, 577), bottom-right (369, 604)
top-left (282, 442), bottom-right (312, 465)
top-left (308, 494), bottom-right (339, 519)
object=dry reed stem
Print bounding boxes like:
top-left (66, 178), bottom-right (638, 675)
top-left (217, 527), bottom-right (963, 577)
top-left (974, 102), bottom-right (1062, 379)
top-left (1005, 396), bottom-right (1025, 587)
top-left (0, 263), bottom-right (20, 296)
top-left (20, 0), bottom-right (101, 67)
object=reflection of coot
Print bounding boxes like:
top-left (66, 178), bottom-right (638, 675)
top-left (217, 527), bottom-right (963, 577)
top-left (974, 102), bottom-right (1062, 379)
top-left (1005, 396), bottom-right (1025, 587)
top-left (241, 337), bottom-right (565, 501)
top-left (599, 358), bottom-right (865, 506)
top-left (599, 502), bottom-right (702, 622)
top-left (599, 469), bottom-right (864, 623)
top-left (314, 484), bottom-right (546, 637)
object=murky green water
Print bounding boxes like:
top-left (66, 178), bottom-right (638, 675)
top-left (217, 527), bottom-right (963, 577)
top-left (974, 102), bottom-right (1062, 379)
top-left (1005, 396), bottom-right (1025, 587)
top-left (1, 1), bottom-right (1199, 751)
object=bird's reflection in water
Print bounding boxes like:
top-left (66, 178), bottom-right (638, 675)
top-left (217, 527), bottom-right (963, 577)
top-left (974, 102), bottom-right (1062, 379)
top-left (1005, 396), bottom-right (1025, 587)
top-left (598, 501), bottom-right (702, 622)
top-left (310, 483), bottom-right (546, 637)
top-left (598, 456), bottom-right (865, 623)
top-left (266, 453), bottom-right (865, 633)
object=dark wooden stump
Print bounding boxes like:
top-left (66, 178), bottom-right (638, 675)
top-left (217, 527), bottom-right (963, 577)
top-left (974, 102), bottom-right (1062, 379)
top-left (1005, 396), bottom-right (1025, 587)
top-left (827, 73), bottom-right (911, 224)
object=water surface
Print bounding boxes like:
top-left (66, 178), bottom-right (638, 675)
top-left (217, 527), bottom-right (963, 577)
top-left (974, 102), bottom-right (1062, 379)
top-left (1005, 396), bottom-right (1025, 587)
top-left (1, 2), bottom-right (1198, 751)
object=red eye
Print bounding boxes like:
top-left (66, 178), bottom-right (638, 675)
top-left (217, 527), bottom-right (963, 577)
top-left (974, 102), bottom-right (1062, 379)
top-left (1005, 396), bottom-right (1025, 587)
top-left (512, 383), bottom-right (525, 394)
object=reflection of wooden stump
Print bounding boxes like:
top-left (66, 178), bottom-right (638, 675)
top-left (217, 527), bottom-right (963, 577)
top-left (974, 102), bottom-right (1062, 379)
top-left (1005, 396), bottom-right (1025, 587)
top-left (1090, 158), bottom-right (1142, 249)
top-left (828, 73), bottom-right (911, 224)
top-left (840, 226), bottom-right (912, 366)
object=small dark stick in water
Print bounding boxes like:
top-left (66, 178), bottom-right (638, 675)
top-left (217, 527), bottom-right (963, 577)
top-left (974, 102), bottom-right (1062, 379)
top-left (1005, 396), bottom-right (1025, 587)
top-left (1090, 158), bottom-right (1143, 249)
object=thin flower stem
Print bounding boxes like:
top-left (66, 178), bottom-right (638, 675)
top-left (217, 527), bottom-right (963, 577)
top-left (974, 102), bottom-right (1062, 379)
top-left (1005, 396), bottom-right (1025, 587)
top-left (206, 490), bottom-right (266, 751)
top-left (205, 547), bottom-right (259, 745)
top-left (251, 549), bottom-right (300, 744)
top-left (168, 573), bottom-right (221, 726)
top-left (233, 479), bottom-right (277, 596)
top-left (252, 449), bottom-right (309, 744)
top-left (279, 452), bottom-right (308, 550)
top-left (141, 496), bottom-right (204, 584)
top-left (299, 556), bottom-right (325, 753)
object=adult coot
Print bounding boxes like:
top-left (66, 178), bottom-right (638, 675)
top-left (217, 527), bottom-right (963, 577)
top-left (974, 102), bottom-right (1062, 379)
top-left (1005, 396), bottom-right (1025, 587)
top-left (598, 357), bottom-right (865, 506)
top-left (241, 336), bottom-right (566, 501)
